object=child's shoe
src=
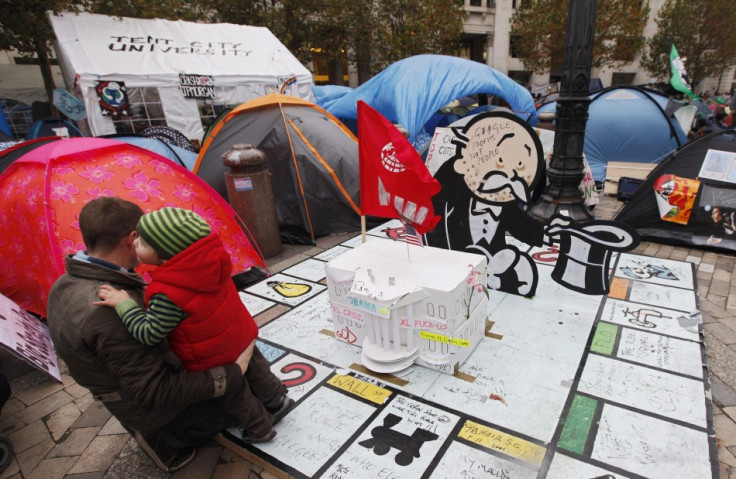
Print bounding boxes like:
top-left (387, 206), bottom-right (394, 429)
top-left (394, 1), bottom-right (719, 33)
top-left (267, 396), bottom-right (296, 425)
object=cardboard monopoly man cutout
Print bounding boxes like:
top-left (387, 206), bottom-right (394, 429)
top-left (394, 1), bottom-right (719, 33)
top-left (425, 111), bottom-right (638, 296)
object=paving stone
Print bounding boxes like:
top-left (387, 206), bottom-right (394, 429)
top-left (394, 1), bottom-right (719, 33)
top-left (171, 446), bottom-right (221, 479)
top-left (74, 392), bottom-right (94, 413)
top-left (729, 294), bottom-right (736, 313)
top-left (213, 461), bottom-right (254, 478)
top-left (722, 462), bottom-right (736, 479)
top-left (46, 402), bottom-right (81, 441)
top-left (669, 249), bottom-right (689, 261)
top-left (702, 300), bottom-right (732, 319)
top-left (717, 262), bottom-right (735, 273)
top-left (71, 401), bottom-right (111, 429)
top-left (700, 263), bottom-right (717, 273)
top-left (14, 390), bottom-right (74, 425)
top-left (715, 269), bottom-right (732, 282)
top-left (720, 317), bottom-right (736, 333)
top-left (716, 414), bottom-right (736, 447)
top-left (0, 415), bottom-right (25, 437)
top-left (64, 383), bottom-right (91, 400)
top-left (706, 323), bottom-right (736, 345)
top-left (47, 426), bottom-right (100, 458)
top-left (15, 437), bottom-right (54, 477)
top-left (1, 398), bottom-right (25, 417)
top-left (9, 420), bottom-right (50, 453)
top-left (103, 437), bottom-right (167, 479)
top-left (98, 416), bottom-right (127, 436)
top-left (700, 286), bottom-right (711, 299)
top-left (686, 255), bottom-right (703, 265)
top-left (0, 455), bottom-right (19, 479)
top-left (14, 381), bottom-right (64, 407)
top-left (67, 434), bottom-right (129, 474)
top-left (708, 293), bottom-right (729, 309)
top-left (725, 447), bottom-right (736, 469)
top-left (712, 280), bottom-right (732, 297)
top-left (26, 456), bottom-right (77, 479)
top-left (66, 473), bottom-right (104, 479)
top-left (711, 374), bottom-right (736, 408)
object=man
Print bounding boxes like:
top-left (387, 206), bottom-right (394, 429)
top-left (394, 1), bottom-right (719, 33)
top-left (47, 197), bottom-right (254, 472)
top-left (426, 111), bottom-right (559, 297)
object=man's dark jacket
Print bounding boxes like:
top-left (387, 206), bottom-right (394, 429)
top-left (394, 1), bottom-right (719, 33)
top-left (47, 256), bottom-right (245, 432)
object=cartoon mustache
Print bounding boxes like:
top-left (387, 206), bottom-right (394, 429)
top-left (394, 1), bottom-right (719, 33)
top-left (477, 171), bottom-right (529, 203)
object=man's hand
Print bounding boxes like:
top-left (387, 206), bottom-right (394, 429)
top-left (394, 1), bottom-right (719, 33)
top-left (235, 339), bottom-right (256, 374)
top-left (93, 284), bottom-right (130, 307)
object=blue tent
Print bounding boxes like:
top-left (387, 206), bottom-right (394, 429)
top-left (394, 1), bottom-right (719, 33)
top-left (537, 86), bottom-right (689, 183)
top-left (320, 55), bottom-right (537, 142)
top-left (102, 135), bottom-right (198, 170)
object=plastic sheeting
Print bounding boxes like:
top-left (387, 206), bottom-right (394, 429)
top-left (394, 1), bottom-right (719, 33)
top-left (320, 55), bottom-right (537, 142)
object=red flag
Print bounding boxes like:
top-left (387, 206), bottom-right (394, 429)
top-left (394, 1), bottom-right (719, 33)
top-left (358, 101), bottom-right (441, 235)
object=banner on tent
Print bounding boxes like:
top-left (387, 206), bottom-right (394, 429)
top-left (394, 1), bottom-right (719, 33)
top-left (96, 81), bottom-right (130, 117)
top-left (179, 74), bottom-right (216, 99)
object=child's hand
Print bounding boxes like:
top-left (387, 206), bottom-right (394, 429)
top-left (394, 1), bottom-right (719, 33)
top-left (93, 285), bottom-right (130, 307)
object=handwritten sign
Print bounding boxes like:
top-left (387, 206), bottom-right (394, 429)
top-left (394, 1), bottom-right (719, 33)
top-left (53, 88), bottom-right (86, 121)
top-left (328, 373), bottom-right (391, 405)
top-left (420, 331), bottom-right (470, 347)
top-left (459, 420), bottom-right (546, 465)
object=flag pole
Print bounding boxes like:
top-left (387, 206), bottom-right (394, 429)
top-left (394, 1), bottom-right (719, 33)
top-left (361, 215), bottom-right (367, 244)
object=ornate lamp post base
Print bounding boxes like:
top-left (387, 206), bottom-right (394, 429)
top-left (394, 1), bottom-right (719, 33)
top-left (530, 0), bottom-right (598, 223)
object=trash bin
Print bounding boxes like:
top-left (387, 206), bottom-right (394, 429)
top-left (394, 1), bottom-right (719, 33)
top-left (223, 144), bottom-right (282, 258)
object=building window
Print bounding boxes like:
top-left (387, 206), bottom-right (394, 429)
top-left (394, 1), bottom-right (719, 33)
top-left (510, 34), bottom-right (522, 59)
top-left (111, 87), bottom-right (166, 135)
top-left (469, 0), bottom-right (482, 6)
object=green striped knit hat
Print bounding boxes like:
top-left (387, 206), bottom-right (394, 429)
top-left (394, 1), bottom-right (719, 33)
top-left (137, 207), bottom-right (211, 259)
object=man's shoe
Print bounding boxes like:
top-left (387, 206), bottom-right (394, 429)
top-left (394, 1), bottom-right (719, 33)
top-left (267, 396), bottom-right (296, 425)
top-left (225, 425), bottom-right (276, 444)
top-left (133, 430), bottom-right (196, 472)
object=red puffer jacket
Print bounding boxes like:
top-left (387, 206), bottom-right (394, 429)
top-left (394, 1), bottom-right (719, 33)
top-left (145, 232), bottom-right (258, 372)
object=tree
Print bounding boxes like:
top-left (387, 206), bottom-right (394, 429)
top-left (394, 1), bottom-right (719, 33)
top-left (0, 0), bottom-right (88, 105)
top-left (640, 0), bottom-right (736, 90)
top-left (510, 0), bottom-right (649, 75)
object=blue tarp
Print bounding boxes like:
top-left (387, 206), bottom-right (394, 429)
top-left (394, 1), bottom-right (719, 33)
top-left (312, 85), bottom-right (353, 111)
top-left (320, 55), bottom-right (537, 142)
top-left (537, 86), bottom-right (689, 183)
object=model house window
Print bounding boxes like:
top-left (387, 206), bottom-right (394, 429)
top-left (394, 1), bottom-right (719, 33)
top-left (439, 305), bottom-right (447, 319)
top-left (427, 302), bottom-right (435, 317)
top-left (111, 87), bottom-right (166, 135)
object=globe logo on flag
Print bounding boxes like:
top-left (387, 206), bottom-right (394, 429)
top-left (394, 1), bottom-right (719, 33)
top-left (381, 142), bottom-right (405, 173)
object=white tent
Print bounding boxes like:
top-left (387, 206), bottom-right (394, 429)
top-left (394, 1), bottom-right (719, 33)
top-left (49, 12), bottom-right (314, 142)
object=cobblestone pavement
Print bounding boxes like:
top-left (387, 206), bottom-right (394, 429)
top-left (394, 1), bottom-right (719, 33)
top-left (1, 194), bottom-right (735, 478)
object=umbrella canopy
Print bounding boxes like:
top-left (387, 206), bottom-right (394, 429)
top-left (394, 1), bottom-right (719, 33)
top-left (0, 137), bottom-right (265, 317)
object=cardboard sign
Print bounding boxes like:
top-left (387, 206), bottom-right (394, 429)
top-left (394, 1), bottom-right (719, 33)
top-left (179, 74), bottom-right (216, 99)
top-left (0, 293), bottom-right (61, 382)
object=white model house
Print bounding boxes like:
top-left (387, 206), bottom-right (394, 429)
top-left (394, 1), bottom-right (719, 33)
top-left (326, 239), bottom-right (489, 375)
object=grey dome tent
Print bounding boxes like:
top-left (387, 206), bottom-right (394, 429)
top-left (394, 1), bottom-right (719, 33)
top-left (615, 129), bottom-right (736, 253)
top-left (194, 94), bottom-right (360, 243)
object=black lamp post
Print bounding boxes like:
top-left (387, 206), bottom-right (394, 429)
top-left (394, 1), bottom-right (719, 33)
top-left (530, 0), bottom-right (598, 222)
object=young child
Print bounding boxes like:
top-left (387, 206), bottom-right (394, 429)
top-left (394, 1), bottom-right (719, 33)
top-left (94, 206), bottom-right (293, 443)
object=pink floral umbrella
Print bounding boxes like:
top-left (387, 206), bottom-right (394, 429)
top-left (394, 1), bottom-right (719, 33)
top-left (0, 137), bottom-right (266, 317)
